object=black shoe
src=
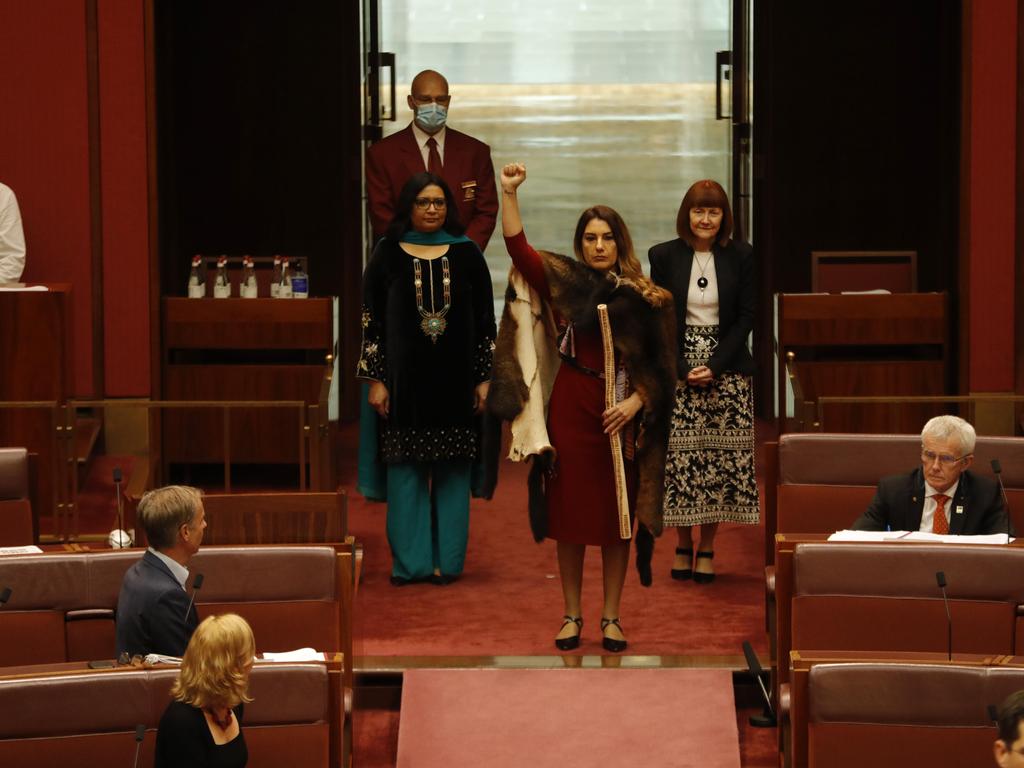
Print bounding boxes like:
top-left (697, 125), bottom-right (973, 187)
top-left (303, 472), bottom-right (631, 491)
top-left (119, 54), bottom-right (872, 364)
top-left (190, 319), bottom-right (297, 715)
top-left (694, 551), bottom-right (716, 584)
top-left (600, 617), bottom-right (627, 653)
top-left (430, 573), bottom-right (459, 586)
top-left (554, 615), bottom-right (583, 651)
top-left (670, 547), bottom-right (694, 581)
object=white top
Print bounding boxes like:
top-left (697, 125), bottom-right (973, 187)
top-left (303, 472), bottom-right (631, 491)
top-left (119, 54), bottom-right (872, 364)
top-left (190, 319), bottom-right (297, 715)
top-left (0, 183), bottom-right (26, 283)
top-left (148, 546), bottom-right (190, 590)
top-left (686, 250), bottom-right (719, 326)
top-left (411, 123), bottom-right (447, 170)
top-left (919, 479), bottom-right (960, 532)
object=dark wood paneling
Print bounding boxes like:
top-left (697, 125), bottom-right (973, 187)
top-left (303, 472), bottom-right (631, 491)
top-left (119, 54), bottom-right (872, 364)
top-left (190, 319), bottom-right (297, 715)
top-left (163, 297), bottom-right (334, 349)
top-left (753, 1), bottom-right (962, 416)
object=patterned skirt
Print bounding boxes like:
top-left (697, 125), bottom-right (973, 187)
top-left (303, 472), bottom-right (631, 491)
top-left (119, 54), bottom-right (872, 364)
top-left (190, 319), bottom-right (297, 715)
top-left (662, 325), bottom-right (760, 527)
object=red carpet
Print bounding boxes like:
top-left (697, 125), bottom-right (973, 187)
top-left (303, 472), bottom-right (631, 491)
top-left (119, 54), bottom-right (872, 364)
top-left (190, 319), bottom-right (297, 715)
top-left (396, 668), bottom-right (740, 767)
top-left (349, 457), bottom-right (767, 657)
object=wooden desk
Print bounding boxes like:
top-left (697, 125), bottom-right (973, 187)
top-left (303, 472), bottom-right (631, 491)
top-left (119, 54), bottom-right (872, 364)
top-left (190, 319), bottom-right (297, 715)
top-left (776, 292), bottom-right (948, 433)
top-left (0, 284), bottom-right (73, 536)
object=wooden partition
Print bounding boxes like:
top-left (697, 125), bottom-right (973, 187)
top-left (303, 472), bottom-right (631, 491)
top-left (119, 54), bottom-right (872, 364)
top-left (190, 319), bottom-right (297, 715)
top-left (776, 292), bottom-right (948, 433)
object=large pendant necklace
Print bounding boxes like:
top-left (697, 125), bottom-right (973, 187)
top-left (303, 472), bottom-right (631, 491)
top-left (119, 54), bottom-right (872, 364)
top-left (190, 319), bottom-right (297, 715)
top-left (414, 256), bottom-right (451, 343)
top-left (695, 253), bottom-right (713, 304)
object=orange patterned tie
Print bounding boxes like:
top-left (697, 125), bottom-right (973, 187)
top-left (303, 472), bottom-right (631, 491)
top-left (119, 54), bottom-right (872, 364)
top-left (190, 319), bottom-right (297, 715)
top-left (931, 494), bottom-right (949, 534)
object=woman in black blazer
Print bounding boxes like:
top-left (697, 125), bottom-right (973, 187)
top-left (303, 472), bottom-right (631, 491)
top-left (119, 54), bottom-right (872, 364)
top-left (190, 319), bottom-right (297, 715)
top-left (648, 180), bottom-right (759, 584)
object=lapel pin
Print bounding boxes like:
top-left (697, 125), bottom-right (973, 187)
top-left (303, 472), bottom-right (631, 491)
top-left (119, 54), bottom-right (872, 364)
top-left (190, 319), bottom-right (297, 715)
top-left (955, 505), bottom-right (964, 515)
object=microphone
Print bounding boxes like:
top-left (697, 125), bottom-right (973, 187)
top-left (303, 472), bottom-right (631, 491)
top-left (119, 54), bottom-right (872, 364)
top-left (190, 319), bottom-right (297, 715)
top-left (936, 571), bottom-right (952, 661)
top-left (0, 586), bottom-right (11, 606)
top-left (184, 573), bottom-right (204, 621)
top-left (132, 723), bottom-right (146, 768)
top-left (742, 640), bottom-right (776, 727)
top-left (989, 703), bottom-right (999, 723)
top-left (108, 466), bottom-right (132, 549)
top-left (992, 459), bottom-right (1012, 544)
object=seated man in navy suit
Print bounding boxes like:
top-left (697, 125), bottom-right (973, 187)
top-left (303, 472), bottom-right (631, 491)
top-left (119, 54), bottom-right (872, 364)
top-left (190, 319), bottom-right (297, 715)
top-left (852, 415), bottom-right (1010, 536)
top-left (115, 485), bottom-right (206, 658)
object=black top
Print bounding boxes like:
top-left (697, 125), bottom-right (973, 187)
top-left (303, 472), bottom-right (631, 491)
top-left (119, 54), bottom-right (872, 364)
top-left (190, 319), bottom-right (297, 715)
top-left (648, 237), bottom-right (756, 378)
top-left (115, 550), bottom-right (198, 658)
top-left (852, 467), bottom-right (1012, 536)
top-left (357, 238), bottom-right (496, 462)
top-left (155, 701), bottom-right (247, 768)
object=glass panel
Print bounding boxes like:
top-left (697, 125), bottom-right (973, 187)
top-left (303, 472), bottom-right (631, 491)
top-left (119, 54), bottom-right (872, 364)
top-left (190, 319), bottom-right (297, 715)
top-left (380, 0), bottom-right (731, 304)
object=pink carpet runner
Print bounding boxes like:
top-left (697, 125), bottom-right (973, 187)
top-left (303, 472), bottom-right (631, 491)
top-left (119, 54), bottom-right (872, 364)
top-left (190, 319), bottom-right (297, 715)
top-left (396, 668), bottom-right (740, 767)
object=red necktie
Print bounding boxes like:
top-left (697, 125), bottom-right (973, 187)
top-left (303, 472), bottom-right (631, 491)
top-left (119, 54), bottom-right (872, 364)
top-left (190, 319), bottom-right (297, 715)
top-left (931, 494), bottom-right (949, 534)
top-left (426, 137), bottom-right (443, 176)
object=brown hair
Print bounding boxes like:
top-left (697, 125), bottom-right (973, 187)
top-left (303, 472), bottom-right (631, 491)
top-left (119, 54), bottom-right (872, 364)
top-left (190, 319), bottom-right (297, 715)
top-left (675, 179), bottom-right (733, 248)
top-left (573, 206), bottom-right (670, 306)
top-left (138, 485), bottom-right (203, 550)
top-left (172, 614), bottom-right (255, 710)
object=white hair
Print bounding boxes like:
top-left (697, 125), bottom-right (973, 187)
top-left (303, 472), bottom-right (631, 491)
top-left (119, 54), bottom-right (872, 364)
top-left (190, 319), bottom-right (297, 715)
top-left (921, 415), bottom-right (976, 456)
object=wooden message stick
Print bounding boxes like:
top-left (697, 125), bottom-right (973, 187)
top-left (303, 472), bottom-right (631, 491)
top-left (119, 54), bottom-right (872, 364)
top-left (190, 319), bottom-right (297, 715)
top-left (598, 304), bottom-right (631, 540)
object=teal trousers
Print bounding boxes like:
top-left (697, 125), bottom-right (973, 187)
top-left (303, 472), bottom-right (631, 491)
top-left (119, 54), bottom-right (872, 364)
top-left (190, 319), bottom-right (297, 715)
top-left (385, 460), bottom-right (471, 581)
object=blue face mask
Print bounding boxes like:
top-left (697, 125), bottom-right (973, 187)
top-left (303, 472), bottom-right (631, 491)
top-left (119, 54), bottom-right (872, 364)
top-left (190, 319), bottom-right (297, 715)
top-left (414, 103), bottom-right (447, 132)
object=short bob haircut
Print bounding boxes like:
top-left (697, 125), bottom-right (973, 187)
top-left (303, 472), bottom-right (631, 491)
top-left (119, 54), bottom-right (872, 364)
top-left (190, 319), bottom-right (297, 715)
top-left (997, 689), bottom-right (1024, 747)
top-left (171, 613), bottom-right (256, 710)
top-left (138, 485), bottom-right (203, 551)
top-left (385, 172), bottom-right (465, 240)
top-left (921, 414), bottom-right (977, 456)
top-left (675, 179), bottom-right (734, 248)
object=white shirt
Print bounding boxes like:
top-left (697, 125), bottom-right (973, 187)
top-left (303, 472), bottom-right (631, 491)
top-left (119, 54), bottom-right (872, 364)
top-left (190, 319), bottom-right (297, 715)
top-left (0, 182), bottom-right (26, 283)
top-left (686, 250), bottom-right (719, 326)
top-left (918, 479), bottom-right (960, 532)
top-left (148, 547), bottom-right (190, 590)
top-left (411, 122), bottom-right (446, 169)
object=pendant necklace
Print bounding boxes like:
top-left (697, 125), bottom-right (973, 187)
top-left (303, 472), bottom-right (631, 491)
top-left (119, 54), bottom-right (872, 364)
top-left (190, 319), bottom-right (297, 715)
top-left (695, 253), bottom-right (712, 304)
top-left (414, 256), bottom-right (451, 342)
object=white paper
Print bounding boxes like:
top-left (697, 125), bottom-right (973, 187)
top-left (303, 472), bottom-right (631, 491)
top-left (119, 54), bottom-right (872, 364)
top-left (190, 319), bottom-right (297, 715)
top-left (828, 530), bottom-right (911, 542)
top-left (144, 654), bottom-right (182, 665)
top-left (901, 531), bottom-right (1013, 545)
top-left (0, 285), bottom-right (48, 292)
top-left (261, 648), bottom-right (324, 662)
top-left (840, 289), bottom-right (892, 295)
top-left (0, 545), bottom-right (44, 555)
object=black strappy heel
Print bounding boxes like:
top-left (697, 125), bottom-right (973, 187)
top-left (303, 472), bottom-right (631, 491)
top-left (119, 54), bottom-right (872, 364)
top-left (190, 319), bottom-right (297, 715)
top-left (555, 615), bottom-right (583, 651)
top-left (600, 617), bottom-right (627, 653)
top-left (671, 547), bottom-right (694, 581)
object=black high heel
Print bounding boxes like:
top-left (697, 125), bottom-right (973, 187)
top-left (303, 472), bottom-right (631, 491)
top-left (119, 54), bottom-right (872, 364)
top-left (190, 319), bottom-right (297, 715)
top-left (694, 551), bottom-right (716, 584)
top-left (671, 547), bottom-right (694, 581)
top-left (600, 617), bottom-right (627, 653)
top-left (555, 615), bottom-right (583, 651)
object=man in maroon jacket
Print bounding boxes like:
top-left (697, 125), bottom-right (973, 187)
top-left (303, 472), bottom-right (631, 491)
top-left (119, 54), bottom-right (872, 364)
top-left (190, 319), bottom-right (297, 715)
top-left (366, 69), bottom-right (498, 252)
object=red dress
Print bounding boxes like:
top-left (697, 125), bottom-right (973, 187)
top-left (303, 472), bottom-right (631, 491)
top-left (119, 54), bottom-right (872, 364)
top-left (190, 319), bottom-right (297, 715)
top-left (505, 231), bottom-right (637, 546)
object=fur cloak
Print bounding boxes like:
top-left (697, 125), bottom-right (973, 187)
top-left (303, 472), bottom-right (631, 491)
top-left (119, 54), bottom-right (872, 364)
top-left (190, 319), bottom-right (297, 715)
top-left (488, 250), bottom-right (677, 584)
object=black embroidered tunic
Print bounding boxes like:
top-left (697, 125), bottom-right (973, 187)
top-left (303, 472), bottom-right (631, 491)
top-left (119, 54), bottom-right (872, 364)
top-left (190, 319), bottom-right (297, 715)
top-left (357, 237), bottom-right (495, 463)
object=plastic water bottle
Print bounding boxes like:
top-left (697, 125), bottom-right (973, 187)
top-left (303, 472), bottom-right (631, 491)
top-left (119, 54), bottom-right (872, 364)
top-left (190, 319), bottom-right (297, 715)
top-left (213, 255), bottom-right (231, 298)
top-left (187, 255), bottom-right (205, 298)
top-left (278, 258), bottom-right (293, 298)
top-left (291, 259), bottom-right (309, 299)
top-left (270, 255), bottom-right (282, 298)
top-left (241, 255), bottom-right (258, 298)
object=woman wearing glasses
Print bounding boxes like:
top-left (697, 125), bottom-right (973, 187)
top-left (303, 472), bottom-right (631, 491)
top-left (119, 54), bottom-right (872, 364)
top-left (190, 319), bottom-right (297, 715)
top-left (357, 172), bottom-right (496, 585)
top-left (649, 180), bottom-right (759, 585)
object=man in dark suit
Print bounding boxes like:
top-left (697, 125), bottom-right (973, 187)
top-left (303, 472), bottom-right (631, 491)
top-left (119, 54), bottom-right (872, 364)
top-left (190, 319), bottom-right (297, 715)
top-left (115, 485), bottom-right (206, 658)
top-left (365, 69), bottom-right (497, 251)
top-left (852, 415), bottom-right (1010, 535)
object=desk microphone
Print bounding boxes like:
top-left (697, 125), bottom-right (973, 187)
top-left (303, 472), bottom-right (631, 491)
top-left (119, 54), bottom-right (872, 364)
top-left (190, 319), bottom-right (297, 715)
top-left (184, 573), bottom-right (204, 621)
top-left (108, 467), bottom-right (132, 549)
top-left (0, 586), bottom-right (11, 606)
top-left (936, 571), bottom-right (952, 661)
top-left (742, 640), bottom-right (776, 727)
top-left (992, 459), bottom-right (1012, 543)
top-left (989, 703), bottom-right (1000, 723)
top-left (132, 723), bottom-right (146, 768)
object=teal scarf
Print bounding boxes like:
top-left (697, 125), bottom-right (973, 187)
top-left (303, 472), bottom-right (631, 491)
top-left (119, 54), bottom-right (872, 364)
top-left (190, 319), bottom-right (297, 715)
top-left (400, 229), bottom-right (472, 246)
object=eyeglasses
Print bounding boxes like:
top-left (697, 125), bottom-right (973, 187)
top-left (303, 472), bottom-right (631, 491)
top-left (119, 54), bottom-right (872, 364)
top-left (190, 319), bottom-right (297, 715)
top-left (414, 197), bottom-right (447, 211)
top-left (411, 94), bottom-right (451, 106)
top-left (921, 449), bottom-right (970, 467)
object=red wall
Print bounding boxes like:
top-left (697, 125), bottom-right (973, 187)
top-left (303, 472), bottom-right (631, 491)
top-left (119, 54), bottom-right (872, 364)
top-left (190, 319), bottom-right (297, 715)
top-left (966, 0), bottom-right (1018, 392)
top-left (98, 0), bottom-right (151, 397)
top-left (0, 2), bottom-right (96, 396)
top-left (0, 1), bottom-right (151, 398)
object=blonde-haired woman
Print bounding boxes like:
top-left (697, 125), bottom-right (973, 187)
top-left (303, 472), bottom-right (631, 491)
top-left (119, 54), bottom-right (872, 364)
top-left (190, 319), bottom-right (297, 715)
top-left (155, 613), bottom-right (255, 767)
